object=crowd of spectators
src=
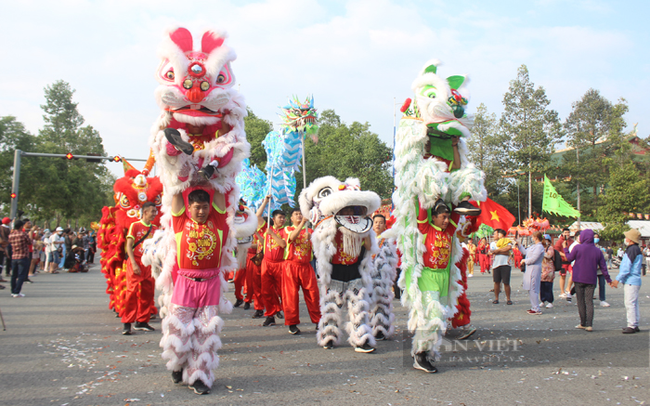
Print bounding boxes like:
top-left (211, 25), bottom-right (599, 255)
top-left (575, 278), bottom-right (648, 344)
top-left (0, 217), bottom-right (97, 296)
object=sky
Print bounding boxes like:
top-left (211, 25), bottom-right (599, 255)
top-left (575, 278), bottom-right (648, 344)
top-left (1, 0), bottom-right (648, 177)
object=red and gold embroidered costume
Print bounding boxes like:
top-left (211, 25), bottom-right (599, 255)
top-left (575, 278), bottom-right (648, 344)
top-left (282, 225), bottom-right (320, 327)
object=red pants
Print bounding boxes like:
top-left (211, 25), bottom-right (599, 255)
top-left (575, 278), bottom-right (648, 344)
top-left (233, 267), bottom-right (249, 302)
top-left (261, 259), bottom-right (283, 317)
top-left (121, 258), bottom-right (155, 324)
top-left (479, 254), bottom-right (489, 273)
top-left (246, 253), bottom-right (264, 310)
top-left (281, 261), bottom-right (321, 326)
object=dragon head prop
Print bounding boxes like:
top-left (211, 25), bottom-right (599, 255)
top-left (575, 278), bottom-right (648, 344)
top-left (400, 60), bottom-right (473, 158)
top-left (299, 176), bottom-right (380, 235)
top-left (281, 96), bottom-right (319, 139)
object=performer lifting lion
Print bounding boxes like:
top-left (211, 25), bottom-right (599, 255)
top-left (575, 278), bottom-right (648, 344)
top-left (387, 60), bottom-right (486, 373)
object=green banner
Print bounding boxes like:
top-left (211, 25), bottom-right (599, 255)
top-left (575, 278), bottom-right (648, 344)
top-left (542, 174), bottom-right (580, 218)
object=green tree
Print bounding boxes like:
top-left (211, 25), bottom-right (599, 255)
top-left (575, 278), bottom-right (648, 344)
top-left (499, 65), bottom-right (562, 218)
top-left (597, 161), bottom-right (648, 242)
top-left (468, 103), bottom-right (509, 199)
top-left (28, 80), bottom-right (112, 225)
top-left (244, 108), bottom-right (273, 169)
top-left (0, 117), bottom-right (37, 215)
top-left (299, 109), bottom-right (393, 198)
top-left (562, 89), bottom-right (629, 219)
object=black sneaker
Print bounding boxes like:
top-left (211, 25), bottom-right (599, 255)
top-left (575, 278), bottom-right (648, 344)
top-left (375, 331), bottom-right (386, 340)
top-left (289, 325), bottom-right (301, 335)
top-left (25, 279), bottom-right (33, 284)
top-left (354, 342), bottom-right (376, 353)
top-left (276, 311), bottom-right (284, 319)
top-left (622, 327), bottom-right (637, 334)
top-left (233, 299), bottom-right (244, 308)
top-left (163, 128), bottom-right (194, 155)
top-left (413, 352), bottom-right (438, 373)
top-left (134, 322), bottom-right (155, 332)
top-left (243, 302), bottom-right (251, 310)
top-left (171, 370), bottom-right (183, 384)
top-left (197, 165), bottom-right (217, 181)
top-left (262, 316), bottom-right (276, 327)
top-left (122, 323), bottom-right (132, 335)
top-left (323, 340), bottom-right (334, 350)
top-left (252, 310), bottom-right (264, 319)
top-left (453, 200), bottom-right (481, 216)
top-left (188, 379), bottom-right (210, 395)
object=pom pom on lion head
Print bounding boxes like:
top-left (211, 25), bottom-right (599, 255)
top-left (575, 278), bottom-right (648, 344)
top-left (299, 176), bottom-right (380, 235)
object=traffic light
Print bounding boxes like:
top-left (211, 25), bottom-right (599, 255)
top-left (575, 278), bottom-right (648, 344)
top-left (85, 153), bottom-right (102, 163)
top-left (65, 152), bottom-right (74, 160)
top-left (10, 192), bottom-right (16, 199)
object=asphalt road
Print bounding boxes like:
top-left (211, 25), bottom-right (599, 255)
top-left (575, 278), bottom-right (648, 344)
top-left (0, 263), bottom-right (647, 406)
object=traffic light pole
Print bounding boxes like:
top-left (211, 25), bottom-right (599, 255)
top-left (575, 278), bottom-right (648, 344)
top-left (9, 149), bottom-right (148, 220)
top-left (10, 149), bottom-right (21, 221)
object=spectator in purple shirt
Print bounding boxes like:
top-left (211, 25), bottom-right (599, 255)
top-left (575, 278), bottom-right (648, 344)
top-left (563, 229), bottom-right (614, 331)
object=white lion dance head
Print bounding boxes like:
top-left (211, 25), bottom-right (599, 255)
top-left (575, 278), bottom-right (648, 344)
top-left (299, 176), bottom-right (380, 282)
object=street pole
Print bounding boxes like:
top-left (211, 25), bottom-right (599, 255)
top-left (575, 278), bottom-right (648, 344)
top-left (517, 179), bottom-right (521, 225)
top-left (10, 149), bottom-right (22, 220)
top-left (576, 147), bottom-right (581, 230)
top-left (301, 133), bottom-right (307, 190)
top-left (392, 97), bottom-right (397, 179)
top-left (528, 165), bottom-right (532, 220)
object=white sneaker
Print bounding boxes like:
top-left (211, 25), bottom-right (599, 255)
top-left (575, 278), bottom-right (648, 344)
top-left (539, 302), bottom-right (545, 307)
top-left (11, 293), bottom-right (25, 298)
top-left (600, 301), bottom-right (610, 307)
top-left (558, 293), bottom-right (567, 299)
top-left (468, 274), bottom-right (473, 278)
top-left (545, 302), bottom-right (554, 308)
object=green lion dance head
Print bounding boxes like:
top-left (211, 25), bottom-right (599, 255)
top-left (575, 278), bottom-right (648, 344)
top-left (401, 59), bottom-right (472, 142)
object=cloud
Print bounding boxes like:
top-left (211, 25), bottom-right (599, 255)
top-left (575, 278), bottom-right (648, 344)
top-left (0, 0), bottom-right (647, 183)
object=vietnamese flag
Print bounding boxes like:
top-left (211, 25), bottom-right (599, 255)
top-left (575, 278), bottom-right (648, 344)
top-left (470, 198), bottom-right (516, 231)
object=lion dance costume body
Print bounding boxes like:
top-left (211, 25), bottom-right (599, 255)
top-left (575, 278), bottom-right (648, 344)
top-left (98, 162), bottom-right (162, 316)
top-left (386, 60), bottom-right (486, 372)
top-left (146, 27), bottom-right (249, 391)
top-left (299, 176), bottom-right (382, 352)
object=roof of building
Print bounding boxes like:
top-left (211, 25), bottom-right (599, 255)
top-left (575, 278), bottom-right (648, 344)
top-left (626, 220), bottom-right (650, 238)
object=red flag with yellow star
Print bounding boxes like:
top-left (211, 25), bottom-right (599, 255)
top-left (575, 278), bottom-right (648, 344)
top-left (470, 198), bottom-right (516, 231)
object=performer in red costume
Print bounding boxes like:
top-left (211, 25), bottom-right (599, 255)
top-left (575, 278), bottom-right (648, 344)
top-left (282, 208), bottom-right (321, 335)
top-left (161, 187), bottom-right (229, 395)
top-left (232, 201), bottom-right (258, 309)
top-left (478, 237), bottom-right (490, 274)
top-left (256, 195), bottom-right (286, 327)
top-left (513, 245), bottom-right (523, 270)
top-left (98, 163), bottom-right (162, 317)
top-left (122, 202), bottom-right (159, 335)
top-left (247, 230), bottom-right (265, 317)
